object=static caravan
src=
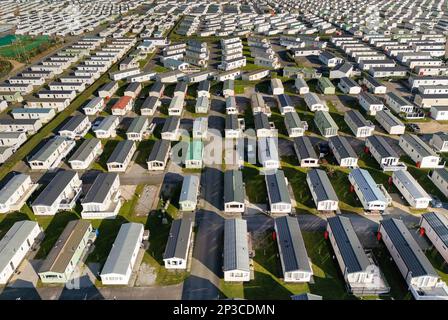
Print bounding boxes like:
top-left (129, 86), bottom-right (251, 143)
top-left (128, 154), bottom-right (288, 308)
top-left (161, 116), bottom-right (181, 141)
top-left (28, 137), bottom-right (76, 170)
top-left (329, 136), bottom-right (358, 167)
top-left (126, 116), bottom-right (148, 141)
top-left (304, 92), bottom-right (328, 112)
top-left (314, 111), bottom-right (339, 138)
top-left (93, 115), bottom-right (119, 139)
top-left (365, 135), bottom-right (405, 171)
top-left (106, 140), bottom-right (136, 172)
top-left (379, 219), bottom-right (448, 300)
top-left (38, 220), bottom-right (93, 284)
top-left (223, 218), bottom-right (251, 282)
top-left (68, 138), bottom-right (102, 170)
top-left (225, 96), bottom-right (238, 115)
top-left (254, 112), bottom-right (274, 138)
top-left (295, 78), bottom-right (309, 95)
top-left (363, 75), bottom-right (387, 94)
top-left (275, 216), bottom-right (313, 283)
top-left (399, 134), bottom-right (443, 168)
top-left (338, 77), bottom-right (361, 94)
top-left (307, 169), bottom-right (339, 212)
top-left (0, 221), bottom-right (42, 285)
top-left (430, 106), bottom-right (448, 121)
top-left (392, 170), bottom-right (431, 209)
top-left (428, 169), bottom-right (448, 198)
top-left (257, 137), bottom-right (280, 171)
top-left (81, 173), bottom-right (122, 219)
top-left (420, 212), bottom-right (448, 263)
top-left (344, 110), bottom-right (375, 138)
top-left (348, 168), bottom-right (388, 211)
top-left (147, 139), bottom-right (171, 171)
top-left (98, 81), bottom-right (119, 99)
top-left (31, 170), bottom-right (82, 216)
top-left (168, 95), bottom-right (185, 116)
top-left (284, 111), bottom-right (306, 138)
top-left (193, 117), bottom-right (208, 140)
top-left (429, 132), bottom-right (448, 152)
top-left (327, 216), bottom-right (389, 295)
top-left (293, 136), bottom-right (319, 167)
top-left (83, 97), bottom-right (105, 115)
top-left (163, 216), bottom-right (194, 269)
top-left (277, 94), bottom-right (295, 115)
top-left (359, 92), bottom-right (384, 116)
top-left (195, 95), bottom-right (210, 114)
top-left (100, 223), bottom-right (143, 285)
top-left (185, 140), bottom-right (204, 169)
top-left (179, 175), bottom-right (200, 212)
top-left (111, 96), bottom-right (133, 116)
top-left (58, 115), bottom-right (91, 140)
top-left (0, 174), bottom-right (37, 213)
top-left (271, 78), bottom-right (284, 95)
top-left (140, 96), bottom-right (161, 116)
top-left (317, 77), bottom-right (336, 95)
top-left (385, 92), bottom-right (414, 114)
top-left (375, 110), bottom-right (405, 135)
top-left (224, 170), bottom-right (245, 213)
top-left (265, 170), bottom-right (292, 214)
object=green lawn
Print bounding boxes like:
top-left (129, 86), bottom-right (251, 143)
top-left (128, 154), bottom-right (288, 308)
top-left (0, 35), bottom-right (56, 61)
top-left (242, 164), bottom-right (267, 204)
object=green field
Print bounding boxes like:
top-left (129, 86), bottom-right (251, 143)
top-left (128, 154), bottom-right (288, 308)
top-left (0, 35), bottom-right (56, 62)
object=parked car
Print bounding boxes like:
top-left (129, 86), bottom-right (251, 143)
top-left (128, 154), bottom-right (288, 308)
top-left (407, 123), bottom-right (421, 133)
top-left (430, 195), bottom-right (443, 208)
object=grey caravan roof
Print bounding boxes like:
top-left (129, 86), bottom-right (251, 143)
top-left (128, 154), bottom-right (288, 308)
top-left (360, 91), bottom-right (382, 105)
top-left (327, 216), bottom-right (371, 273)
top-left (284, 111), bottom-right (302, 129)
top-left (101, 223), bottom-right (144, 276)
top-left (340, 77), bottom-right (358, 88)
top-left (149, 81), bottom-right (164, 94)
top-left (386, 92), bottom-right (412, 106)
top-left (334, 62), bottom-right (353, 73)
top-left (293, 136), bottom-right (318, 160)
top-left (275, 216), bottom-right (312, 273)
top-left (421, 212), bottom-right (448, 249)
top-left (225, 114), bottom-right (239, 130)
top-left (254, 112), bottom-right (270, 130)
top-left (0, 173), bottom-right (30, 204)
top-left (307, 169), bottom-right (339, 202)
top-left (345, 109), bottom-right (370, 128)
top-left (82, 173), bottom-right (118, 204)
top-left (197, 80), bottom-right (210, 92)
top-left (291, 293), bottom-right (322, 300)
top-left (223, 218), bottom-right (250, 272)
top-left (394, 170), bottom-right (430, 200)
top-left (59, 115), bottom-right (88, 133)
top-left (366, 135), bottom-right (399, 158)
top-left (163, 216), bottom-right (194, 259)
top-left (96, 115), bottom-right (118, 131)
top-left (179, 175), bottom-right (200, 203)
top-left (99, 81), bottom-right (117, 92)
top-left (401, 134), bottom-right (437, 158)
top-left (147, 139), bottom-right (170, 162)
top-left (349, 168), bottom-right (386, 203)
top-left (69, 138), bottom-right (100, 162)
top-left (107, 140), bottom-right (134, 164)
top-left (125, 82), bottom-right (140, 93)
top-left (223, 79), bottom-right (234, 90)
top-left (434, 168), bottom-right (448, 182)
top-left (380, 218), bottom-right (438, 278)
top-left (364, 75), bottom-right (384, 87)
top-left (265, 170), bottom-right (291, 204)
top-left (127, 116), bottom-right (147, 134)
top-left (39, 220), bottom-right (91, 273)
top-left (174, 81), bottom-right (188, 94)
top-left (376, 110), bottom-right (403, 128)
top-left (32, 170), bottom-right (77, 207)
top-left (161, 116), bottom-right (180, 133)
top-left (141, 96), bottom-right (159, 111)
top-left (0, 221), bottom-right (39, 274)
top-left (29, 136), bottom-right (68, 162)
top-left (329, 136), bottom-right (357, 160)
top-left (277, 94), bottom-right (293, 108)
top-left (224, 170), bottom-right (245, 204)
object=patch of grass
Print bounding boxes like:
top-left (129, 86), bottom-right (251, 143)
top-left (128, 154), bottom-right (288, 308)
top-left (425, 247), bottom-right (448, 284)
top-left (90, 140), bottom-right (120, 171)
top-left (242, 165), bottom-right (267, 204)
top-left (220, 279), bottom-right (245, 299)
